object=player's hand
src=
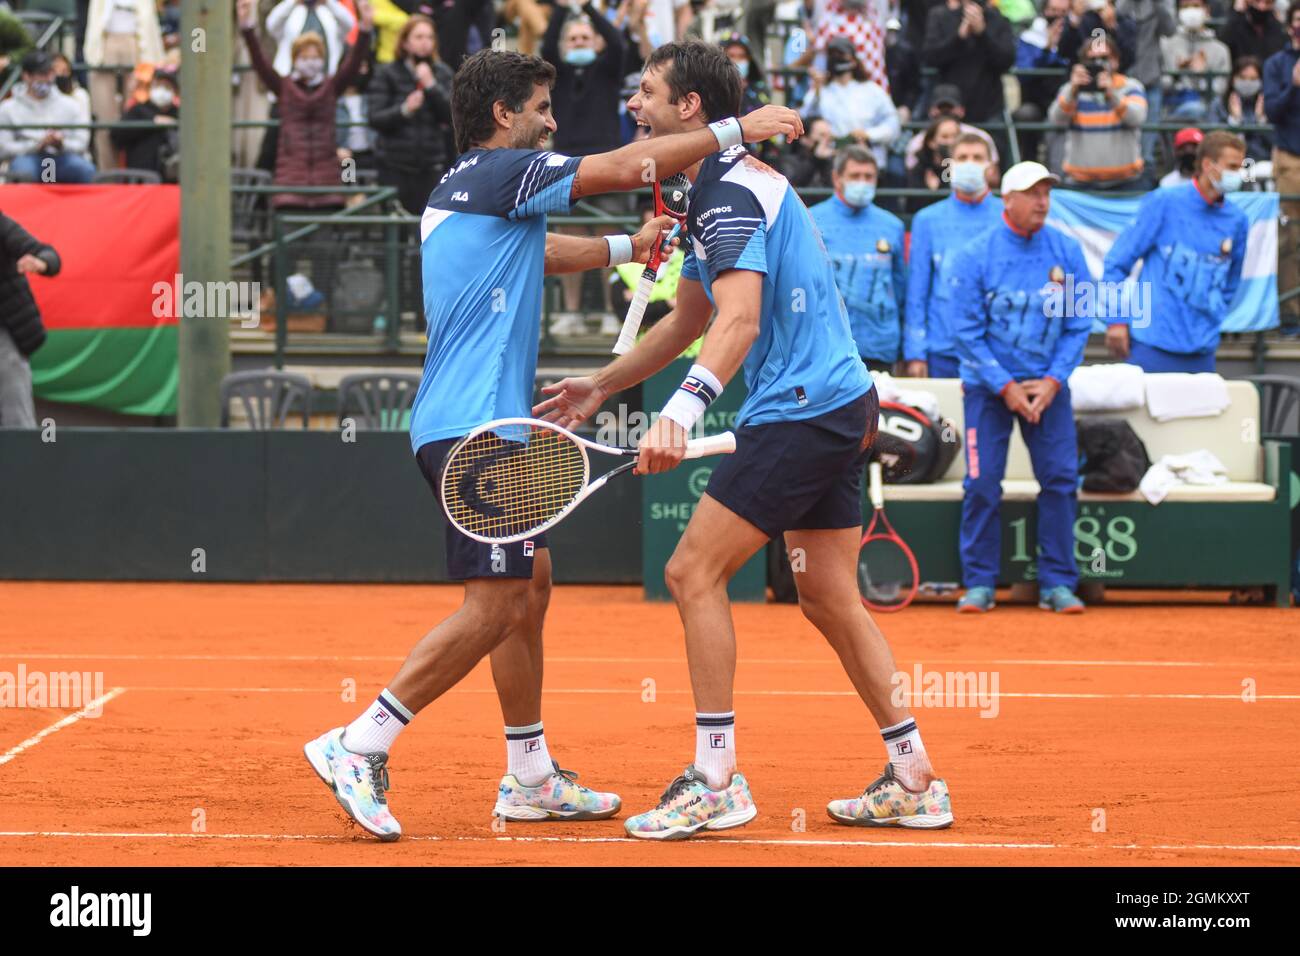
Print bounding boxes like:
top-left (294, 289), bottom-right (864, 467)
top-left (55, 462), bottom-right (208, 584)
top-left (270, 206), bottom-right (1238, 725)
top-left (1022, 378), bottom-right (1061, 419)
top-left (905, 359), bottom-right (928, 377)
top-left (1105, 323), bottom-right (1130, 359)
top-left (236, 0), bottom-right (257, 29)
top-left (635, 416), bottom-right (688, 475)
top-left (739, 105), bottom-right (804, 144)
top-left (1069, 63), bottom-right (1090, 91)
top-left (403, 89), bottom-right (425, 114)
top-left (414, 61), bottom-right (436, 89)
top-left (16, 254), bottom-right (47, 275)
top-left (356, 0), bottom-right (374, 31)
top-left (533, 375), bottom-right (608, 429)
top-left (631, 214), bottom-right (680, 264)
top-left (1002, 380), bottom-right (1039, 424)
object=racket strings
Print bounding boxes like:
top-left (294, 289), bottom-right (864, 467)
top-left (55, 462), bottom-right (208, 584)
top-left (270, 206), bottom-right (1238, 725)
top-left (858, 534), bottom-right (918, 609)
top-left (443, 425), bottom-right (586, 539)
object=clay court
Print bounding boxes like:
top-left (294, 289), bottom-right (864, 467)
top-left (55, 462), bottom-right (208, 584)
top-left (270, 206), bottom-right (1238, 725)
top-left (1, 581), bottom-right (1297, 867)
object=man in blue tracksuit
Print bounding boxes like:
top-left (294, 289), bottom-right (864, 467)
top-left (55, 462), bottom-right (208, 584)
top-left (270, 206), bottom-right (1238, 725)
top-left (947, 161), bottom-right (1094, 614)
top-left (1101, 130), bottom-right (1251, 373)
top-left (902, 132), bottom-right (1004, 378)
top-left (809, 144), bottom-right (906, 372)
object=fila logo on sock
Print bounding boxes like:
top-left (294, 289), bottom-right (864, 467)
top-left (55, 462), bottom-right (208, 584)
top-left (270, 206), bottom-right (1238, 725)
top-left (373, 709), bottom-right (390, 726)
top-left (523, 540), bottom-right (535, 557)
top-left (895, 740), bottom-right (912, 755)
top-left (710, 733), bottom-right (726, 749)
top-left (524, 739), bottom-right (541, 753)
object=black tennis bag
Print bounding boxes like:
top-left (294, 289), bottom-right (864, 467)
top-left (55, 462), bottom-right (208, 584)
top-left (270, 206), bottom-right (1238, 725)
top-left (872, 401), bottom-right (959, 483)
top-left (1077, 418), bottom-right (1151, 493)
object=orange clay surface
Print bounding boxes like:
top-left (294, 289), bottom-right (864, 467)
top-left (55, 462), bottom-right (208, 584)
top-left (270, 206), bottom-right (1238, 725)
top-left (0, 582), bottom-right (1297, 867)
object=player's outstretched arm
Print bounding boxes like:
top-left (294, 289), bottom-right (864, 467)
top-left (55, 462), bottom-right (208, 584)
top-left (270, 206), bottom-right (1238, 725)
top-left (570, 105), bottom-right (804, 200)
top-left (543, 215), bottom-right (680, 276)
top-left (531, 276), bottom-right (714, 429)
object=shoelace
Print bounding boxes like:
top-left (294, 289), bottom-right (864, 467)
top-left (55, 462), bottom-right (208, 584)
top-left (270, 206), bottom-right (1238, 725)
top-left (366, 753), bottom-right (391, 805)
top-left (552, 763), bottom-right (581, 785)
top-left (657, 771), bottom-right (696, 808)
top-left (861, 763), bottom-right (894, 799)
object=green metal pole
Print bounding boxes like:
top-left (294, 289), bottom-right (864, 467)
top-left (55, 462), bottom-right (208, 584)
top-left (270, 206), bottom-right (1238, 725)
top-left (178, 0), bottom-right (232, 426)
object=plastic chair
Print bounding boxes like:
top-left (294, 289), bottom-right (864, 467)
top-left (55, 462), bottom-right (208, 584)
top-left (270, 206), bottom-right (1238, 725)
top-left (337, 373), bottom-right (421, 431)
top-left (1243, 375), bottom-right (1300, 437)
top-left (93, 168), bottom-right (163, 185)
top-left (220, 370), bottom-right (313, 429)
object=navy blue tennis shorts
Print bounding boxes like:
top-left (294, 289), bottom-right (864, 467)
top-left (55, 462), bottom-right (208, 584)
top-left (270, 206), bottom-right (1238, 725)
top-left (415, 437), bottom-right (547, 581)
top-left (705, 388), bottom-right (879, 539)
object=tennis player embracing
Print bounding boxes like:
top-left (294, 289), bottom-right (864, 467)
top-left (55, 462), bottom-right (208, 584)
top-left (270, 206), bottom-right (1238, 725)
top-left (536, 41), bottom-right (953, 840)
top-left (301, 48), bottom-right (802, 841)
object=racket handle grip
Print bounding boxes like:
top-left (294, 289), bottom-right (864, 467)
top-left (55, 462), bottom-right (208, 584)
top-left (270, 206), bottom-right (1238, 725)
top-left (612, 273), bottom-right (655, 355)
top-left (684, 431), bottom-right (737, 459)
top-left (869, 460), bottom-right (884, 509)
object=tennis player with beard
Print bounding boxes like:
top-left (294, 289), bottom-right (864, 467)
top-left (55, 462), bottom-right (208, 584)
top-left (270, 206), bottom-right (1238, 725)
top-left (301, 48), bottom-right (802, 841)
top-left (536, 41), bottom-right (953, 840)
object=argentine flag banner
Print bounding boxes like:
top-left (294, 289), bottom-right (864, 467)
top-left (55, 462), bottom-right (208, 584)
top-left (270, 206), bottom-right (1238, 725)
top-left (1046, 188), bottom-right (1280, 333)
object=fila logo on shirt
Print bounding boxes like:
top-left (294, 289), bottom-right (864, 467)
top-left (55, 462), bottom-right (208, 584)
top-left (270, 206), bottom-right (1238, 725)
top-left (895, 741), bottom-right (913, 755)
top-left (525, 739), bottom-right (541, 753)
top-left (373, 709), bottom-right (391, 726)
top-left (452, 191), bottom-right (469, 202)
top-left (710, 733), bottom-right (727, 749)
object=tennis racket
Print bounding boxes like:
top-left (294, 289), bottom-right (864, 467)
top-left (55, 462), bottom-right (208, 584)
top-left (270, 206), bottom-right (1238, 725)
top-left (857, 461), bottom-right (920, 612)
top-left (612, 172), bottom-right (692, 356)
top-left (440, 417), bottom-right (735, 544)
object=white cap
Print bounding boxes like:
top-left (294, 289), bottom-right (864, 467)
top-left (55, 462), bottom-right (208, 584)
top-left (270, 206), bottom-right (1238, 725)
top-left (1000, 161), bottom-right (1061, 194)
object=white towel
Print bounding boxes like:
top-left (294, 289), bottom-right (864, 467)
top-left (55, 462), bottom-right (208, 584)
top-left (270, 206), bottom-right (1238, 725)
top-left (1068, 363), bottom-right (1145, 413)
top-left (1144, 373), bottom-right (1231, 422)
top-left (870, 371), bottom-right (942, 423)
top-left (1139, 450), bottom-right (1229, 504)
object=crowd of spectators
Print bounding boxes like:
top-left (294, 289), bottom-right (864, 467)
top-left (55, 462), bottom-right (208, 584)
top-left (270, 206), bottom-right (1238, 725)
top-left (0, 0), bottom-right (1297, 332)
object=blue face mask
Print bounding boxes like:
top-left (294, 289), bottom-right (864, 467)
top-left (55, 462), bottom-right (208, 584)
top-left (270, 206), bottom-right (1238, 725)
top-left (950, 161), bottom-right (986, 195)
top-left (842, 180), bottom-right (875, 208)
top-left (734, 59), bottom-right (750, 79)
top-left (1216, 168), bottom-right (1243, 194)
top-left (564, 47), bottom-right (597, 67)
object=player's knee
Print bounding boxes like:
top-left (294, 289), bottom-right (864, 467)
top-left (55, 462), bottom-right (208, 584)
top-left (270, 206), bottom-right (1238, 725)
top-left (664, 550), bottom-right (704, 603)
top-left (796, 590), bottom-right (848, 634)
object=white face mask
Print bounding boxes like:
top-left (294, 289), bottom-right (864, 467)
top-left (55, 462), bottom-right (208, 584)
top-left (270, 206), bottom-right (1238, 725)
top-left (150, 86), bottom-right (173, 109)
top-left (1179, 6), bottom-right (1206, 30)
top-left (294, 57), bottom-right (326, 85)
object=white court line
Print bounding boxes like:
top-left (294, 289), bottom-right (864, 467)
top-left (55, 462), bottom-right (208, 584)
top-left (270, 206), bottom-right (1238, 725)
top-left (110, 686), bottom-right (1300, 700)
top-left (0, 830), bottom-right (1295, 853)
top-left (0, 688), bottom-right (126, 767)
top-left (1, 653), bottom-right (1286, 669)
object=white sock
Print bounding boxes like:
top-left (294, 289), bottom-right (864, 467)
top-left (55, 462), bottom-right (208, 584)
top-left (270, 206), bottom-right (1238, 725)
top-left (881, 717), bottom-right (931, 791)
top-left (505, 721), bottom-right (554, 787)
top-left (341, 689), bottom-right (414, 755)
top-left (694, 712), bottom-right (736, 789)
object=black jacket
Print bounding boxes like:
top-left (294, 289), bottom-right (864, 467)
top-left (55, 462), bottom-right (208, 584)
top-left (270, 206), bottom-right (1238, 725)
top-left (368, 58), bottom-right (455, 175)
top-left (922, 2), bottom-right (1017, 122)
top-left (110, 101), bottom-right (179, 175)
top-left (0, 214), bottom-right (60, 357)
top-left (1221, 9), bottom-right (1289, 65)
top-left (542, 2), bottom-right (625, 156)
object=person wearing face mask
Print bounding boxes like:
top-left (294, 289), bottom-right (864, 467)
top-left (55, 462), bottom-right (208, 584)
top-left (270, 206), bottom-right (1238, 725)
top-left (111, 67), bottom-right (181, 179)
top-left (780, 115), bottom-right (837, 188)
top-left (266, 0), bottom-right (358, 76)
top-left (369, 14), bottom-right (454, 214)
top-left (1050, 30), bottom-right (1147, 188)
top-left (905, 114), bottom-right (961, 211)
top-left (799, 37), bottom-right (900, 170)
top-left (1209, 55), bottom-right (1275, 158)
top-left (1158, 124), bottom-right (1203, 185)
top-left (808, 146), bottom-right (906, 373)
top-left (0, 51), bottom-right (96, 184)
top-left (903, 133), bottom-right (1003, 379)
top-left (1103, 131), bottom-right (1250, 373)
top-left (50, 54), bottom-right (93, 132)
top-left (1161, 0), bottom-right (1232, 120)
top-left (1223, 0), bottom-right (1288, 64)
top-left (1262, 1), bottom-right (1300, 333)
top-left (791, 0), bottom-right (891, 94)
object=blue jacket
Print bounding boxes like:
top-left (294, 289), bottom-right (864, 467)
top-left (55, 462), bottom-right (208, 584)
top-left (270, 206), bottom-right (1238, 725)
top-left (809, 195), bottom-right (906, 364)
top-left (948, 217), bottom-right (1094, 392)
top-left (1101, 181), bottom-right (1249, 355)
top-left (1263, 45), bottom-right (1300, 155)
top-left (903, 190), bottom-right (1004, 362)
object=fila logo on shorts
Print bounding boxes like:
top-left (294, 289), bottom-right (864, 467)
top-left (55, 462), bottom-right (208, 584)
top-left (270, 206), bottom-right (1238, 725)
top-left (525, 739), bottom-right (541, 753)
top-left (710, 733), bottom-right (726, 749)
top-left (523, 540), bottom-right (535, 557)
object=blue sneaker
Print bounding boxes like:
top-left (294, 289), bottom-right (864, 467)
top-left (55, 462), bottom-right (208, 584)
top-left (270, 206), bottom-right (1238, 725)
top-left (956, 586), bottom-right (995, 613)
top-left (1039, 586), bottom-right (1085, 614)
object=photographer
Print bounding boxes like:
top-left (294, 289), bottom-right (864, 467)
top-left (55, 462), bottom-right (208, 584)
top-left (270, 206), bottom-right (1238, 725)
top-left (1048, 30), bottom-right (1147, 188)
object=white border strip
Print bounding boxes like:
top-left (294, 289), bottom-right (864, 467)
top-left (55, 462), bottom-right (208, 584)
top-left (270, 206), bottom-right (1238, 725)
top-left (0, 688), bottom-right (126, 767)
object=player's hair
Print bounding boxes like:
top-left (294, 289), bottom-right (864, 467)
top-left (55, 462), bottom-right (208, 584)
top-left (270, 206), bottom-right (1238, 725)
top-left (1196, 130), bottom-right (1248, 171)
top-left (451, 49), bottom-right (556, 154)
top-left (395, 14), bottom-right (438, 61)
top-left (833, 144), bottom-right (876, 175)
top-left (644, 40), bottom-right (743, 125)
top-left (953, 131), bottom-right (992, 160)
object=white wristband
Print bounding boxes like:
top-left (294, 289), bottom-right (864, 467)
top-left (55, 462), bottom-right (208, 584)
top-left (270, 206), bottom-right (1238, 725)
top-left (658, 364), bottom-right (724, 432)
top-left (604, 234), bottom-right (634, 266)
top-left (709, 117), bottom-right (743, 151)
